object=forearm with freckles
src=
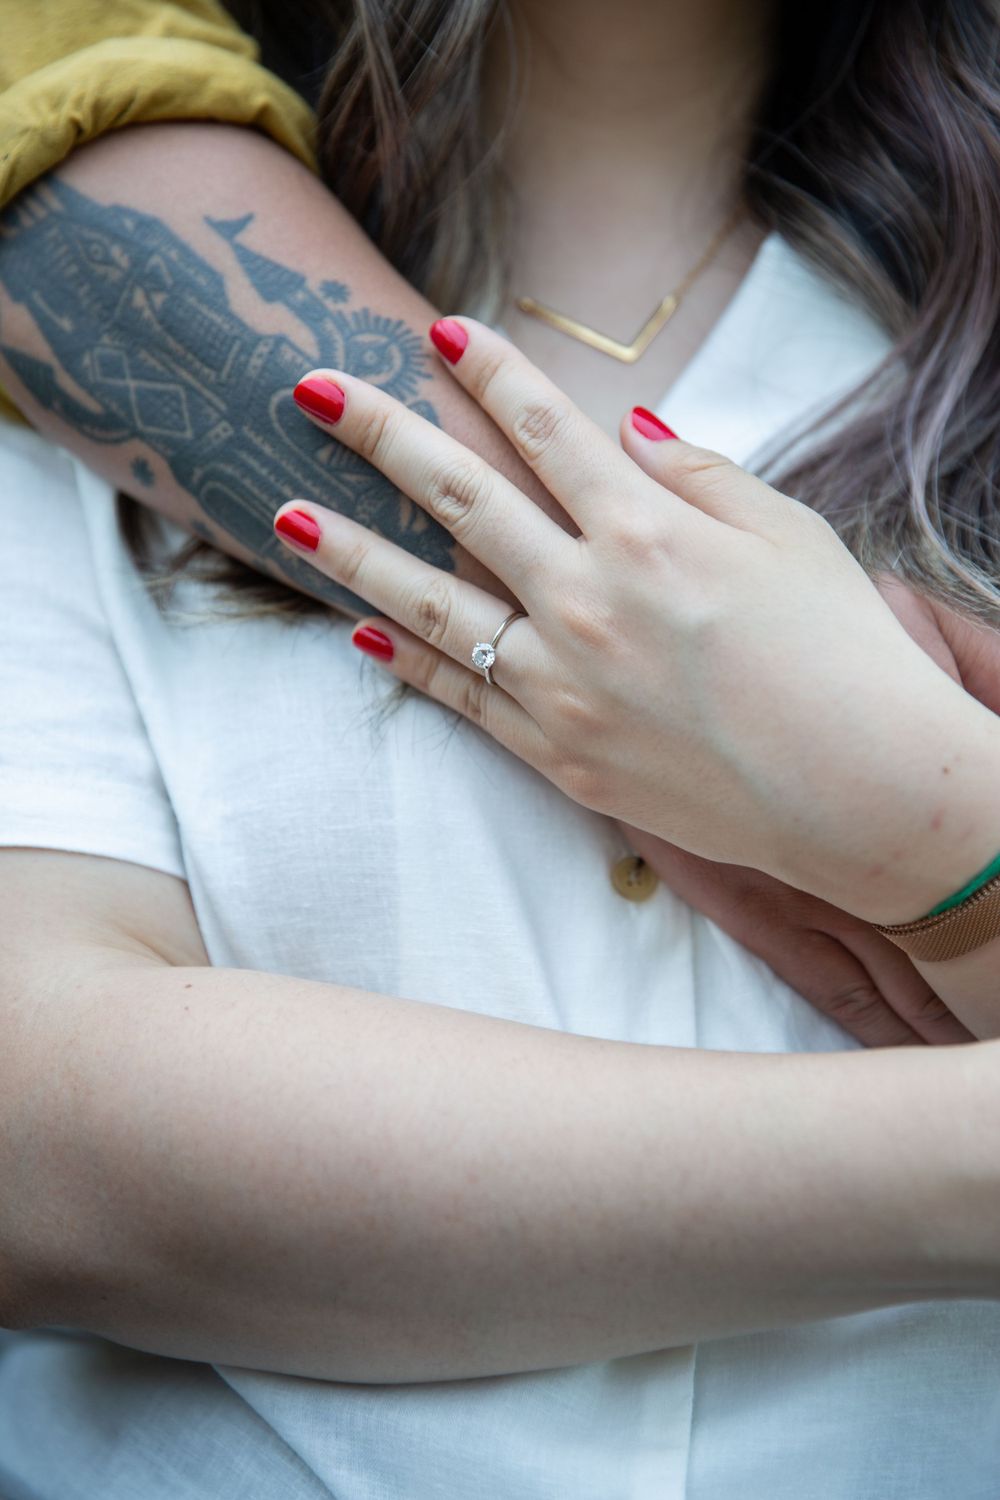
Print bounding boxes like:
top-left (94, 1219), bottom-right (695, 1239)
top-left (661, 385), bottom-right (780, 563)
top-left (0, 121), bottom-right (553, 615)
top-left (5, 852), bottom-right (1000, 1382)
top-left (911, 600), bottom-right (1000, 1035)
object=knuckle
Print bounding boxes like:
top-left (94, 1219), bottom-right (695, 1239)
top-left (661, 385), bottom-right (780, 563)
top-left (454, 670), bottom-right (490, 730)
top-left (667, 446), bottom-right (736, 503)
top-left (670, 446), bottom-right (734, 485)
top-left (604, 515), bottom-right (666, 565)
top-left (554, 592), bottom-right (617, 652)
top-left (410, 646), bottom-right (442, 699)
top-left (548, 686), bottom-right (600, 734)
top-left (910, 990), bottom-right (954, 1028)
top-left (336, 534), bottom-right (373, 592)
top-left (410, 575), bottom-right (455, 649)
top-left (555, 755), bottom-right (605, 809)
top-left (424, 456), bottom-right (489, 529)
top-left (467, 346), bottom-right (509, 407)
top-left (510, 397), bottom-right (570, 465)
top-left (351, 401), bottom-right (396, 466)
top-left (820, 980), bottom-right (885, 1025)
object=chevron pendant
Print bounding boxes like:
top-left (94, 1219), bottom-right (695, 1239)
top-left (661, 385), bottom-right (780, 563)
top-left (514, 292), bottom-right (679, 363)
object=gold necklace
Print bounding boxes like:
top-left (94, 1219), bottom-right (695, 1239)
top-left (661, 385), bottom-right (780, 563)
top-left (514, 207), bottom-right (745, 364)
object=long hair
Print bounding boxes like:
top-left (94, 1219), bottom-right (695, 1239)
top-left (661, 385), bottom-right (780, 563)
top-left (169, 0), bottom-right (1000, 623)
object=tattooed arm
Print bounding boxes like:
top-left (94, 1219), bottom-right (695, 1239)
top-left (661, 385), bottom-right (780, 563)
top-left (1, 117), bottom-right (973, 1044)
top-left (0, 121), bottom-right (551, 614)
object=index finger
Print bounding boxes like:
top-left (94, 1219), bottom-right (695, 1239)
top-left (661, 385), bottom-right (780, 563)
top-left (428, 317), bottom-right (670, 533)
top-left (292, 365), bottom-right (572, 603)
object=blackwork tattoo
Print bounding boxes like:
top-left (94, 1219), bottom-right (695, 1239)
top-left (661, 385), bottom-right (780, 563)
top-left (0, 179), bottom-right (454, 610)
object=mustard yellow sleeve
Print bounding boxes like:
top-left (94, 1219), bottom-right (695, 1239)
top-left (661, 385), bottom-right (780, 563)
top-left (0, 0), bottom-right (319, 421)
top-left (0, 0), bottom-right (318, 207)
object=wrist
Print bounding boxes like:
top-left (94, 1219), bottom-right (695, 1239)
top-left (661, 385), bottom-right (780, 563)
top-left (912, 929), bottom-right (1000, 1040)
top-left (779, 683), bottom-right (1000, 925)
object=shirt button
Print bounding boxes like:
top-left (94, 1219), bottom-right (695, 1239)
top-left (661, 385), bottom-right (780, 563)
top-left (610, 854), bottom-right (659, 902)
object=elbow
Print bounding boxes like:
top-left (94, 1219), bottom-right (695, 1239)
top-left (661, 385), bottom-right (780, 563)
top-left (0, 1236), bottom-right (68, 1333)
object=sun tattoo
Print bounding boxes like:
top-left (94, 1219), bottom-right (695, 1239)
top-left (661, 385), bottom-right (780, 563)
top-left (0, 180), bottom-right (454, 611)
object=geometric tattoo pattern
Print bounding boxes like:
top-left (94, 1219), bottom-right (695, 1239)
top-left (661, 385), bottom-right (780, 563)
top-left (0, 179), bottom-right (454, 609)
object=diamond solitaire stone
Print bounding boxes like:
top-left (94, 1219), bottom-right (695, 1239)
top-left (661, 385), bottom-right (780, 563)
top-left (471, 642), bottom-right (496, 672)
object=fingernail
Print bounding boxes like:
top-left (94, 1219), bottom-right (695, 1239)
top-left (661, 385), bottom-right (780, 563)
top-left (631, 407), bottom-right (678, 441)
top-left (429, 318), bottom-right (468, 364)
top-left (352, 624), bottom-right (395, 661)
top-left (274, 508), bottom-right (321, 552)
top-left (293, 376), bottom-right (346, 424)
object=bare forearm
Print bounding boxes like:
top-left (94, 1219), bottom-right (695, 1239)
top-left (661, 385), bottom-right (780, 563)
top-left (0, 122), bottom-right (553, 614)
top-left (778, 681), bottom-right (1000, 1037)
top-left (9, 956), bottom-right (998, 1384)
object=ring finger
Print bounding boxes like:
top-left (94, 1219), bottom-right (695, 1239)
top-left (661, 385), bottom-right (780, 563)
top-left (291, 366), bottom-right (573, 601)
top-left (272, 499), bottom-right (543, 697)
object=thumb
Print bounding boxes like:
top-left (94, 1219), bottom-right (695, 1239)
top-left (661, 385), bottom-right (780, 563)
top-left (620, 405), bottom-right (793, 533)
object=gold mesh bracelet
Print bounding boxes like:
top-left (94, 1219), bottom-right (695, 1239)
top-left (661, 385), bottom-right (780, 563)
top-left (872, 871), bottom-right (1000, 963)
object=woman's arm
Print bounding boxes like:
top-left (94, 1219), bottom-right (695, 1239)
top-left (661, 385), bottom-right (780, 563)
top-left (620, 580), bottom-right (996, 1048)
top-left (268, 325), bottom-right (1000, 1035)
top-left (1, 121), bottom-right (968, 1042)
top-left (3, 848), bottom-right (997, 1384)
top-left (902, 607), bottom-right (1000, 1032)
top-left (0, 122), bottom-right (552, 613)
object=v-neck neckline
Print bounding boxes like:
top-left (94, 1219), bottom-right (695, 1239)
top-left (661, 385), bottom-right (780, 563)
top-left (490, 230), bottom-right (891, 470)
top-left (651, 229), bottom-right (778, 426)
top-left (649, 231), bottom-right (892, 466)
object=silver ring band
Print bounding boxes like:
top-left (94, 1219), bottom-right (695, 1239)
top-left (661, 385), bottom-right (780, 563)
top-left (471, 610), bottom-right (527, 686)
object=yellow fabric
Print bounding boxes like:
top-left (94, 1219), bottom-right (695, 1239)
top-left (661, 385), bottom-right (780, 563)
top-left (0, 0), bottom-right (319, 423)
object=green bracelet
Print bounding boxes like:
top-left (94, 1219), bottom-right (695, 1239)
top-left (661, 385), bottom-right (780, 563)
top-left (924, 849), bottom-right (1000, 918)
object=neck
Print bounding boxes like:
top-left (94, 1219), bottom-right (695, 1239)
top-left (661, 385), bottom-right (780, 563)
top-left (489, 0), bottom-right (775, 224)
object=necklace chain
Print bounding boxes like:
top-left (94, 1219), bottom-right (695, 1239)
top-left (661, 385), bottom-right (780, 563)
top-left (514, 206), bottom-right (745, 364)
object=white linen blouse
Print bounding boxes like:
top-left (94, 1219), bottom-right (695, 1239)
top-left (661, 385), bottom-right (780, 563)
top-left (1, 232), bottom-right (997, 1500)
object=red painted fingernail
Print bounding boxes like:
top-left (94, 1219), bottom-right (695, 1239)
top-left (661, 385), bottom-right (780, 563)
top-left (351, 625), bottom-right (395, 661)
top-left (293, 376), bottom-right (345, 424)
top-left (631, 407), bottom-right (678, 441)
top-left (274, 508), bottom-right (321, 552)
top-left (429, 318), bottom-right (468, 364)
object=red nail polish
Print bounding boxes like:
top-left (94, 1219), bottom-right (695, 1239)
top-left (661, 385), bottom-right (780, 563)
top-left (429, 318), bottom-right (468, 364)
top-left (274, 508), bottom-right (321, 552)
top-left (352, 625), bottom-right (395, 661)
top-left (293, 376), bottom-right (345, 424)
top-left (631, 407), bottom-right (678, 441)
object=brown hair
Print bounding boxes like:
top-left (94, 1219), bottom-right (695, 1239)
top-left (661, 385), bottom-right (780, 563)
top-left (189, 0), bottom-right (1000, 623)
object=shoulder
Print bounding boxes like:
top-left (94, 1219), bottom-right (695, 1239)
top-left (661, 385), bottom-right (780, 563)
top-left (0, 0), bottom-right (316, 222)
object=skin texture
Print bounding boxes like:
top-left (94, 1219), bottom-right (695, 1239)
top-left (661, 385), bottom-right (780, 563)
top-left (0, 124), bottom-right (553, 611)
top-left (491, 0), bottom-right (773, 430)
top-left (3, 846), bottom-right (999, 1378)
top-left (1, 0), bottom-right (999, 1392)
top-left (271, 324), bottom-right (1000, 1035)
top-left (0, 127), bottom-right (995, 1046)
top-left (0, 159), bottom-right (458, 616)
top-left (0, 0), bottom-right (993, 1039)
top-left (0, 177), bottom-right (457, 615)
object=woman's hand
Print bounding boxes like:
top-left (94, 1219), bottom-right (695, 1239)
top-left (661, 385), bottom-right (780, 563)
top-left (619, 578), bottom-right (977, 1048)
top-left (275, 317), bottom-right (1000, 928)
top-left (627, 580), bottom-right (995, 1047)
